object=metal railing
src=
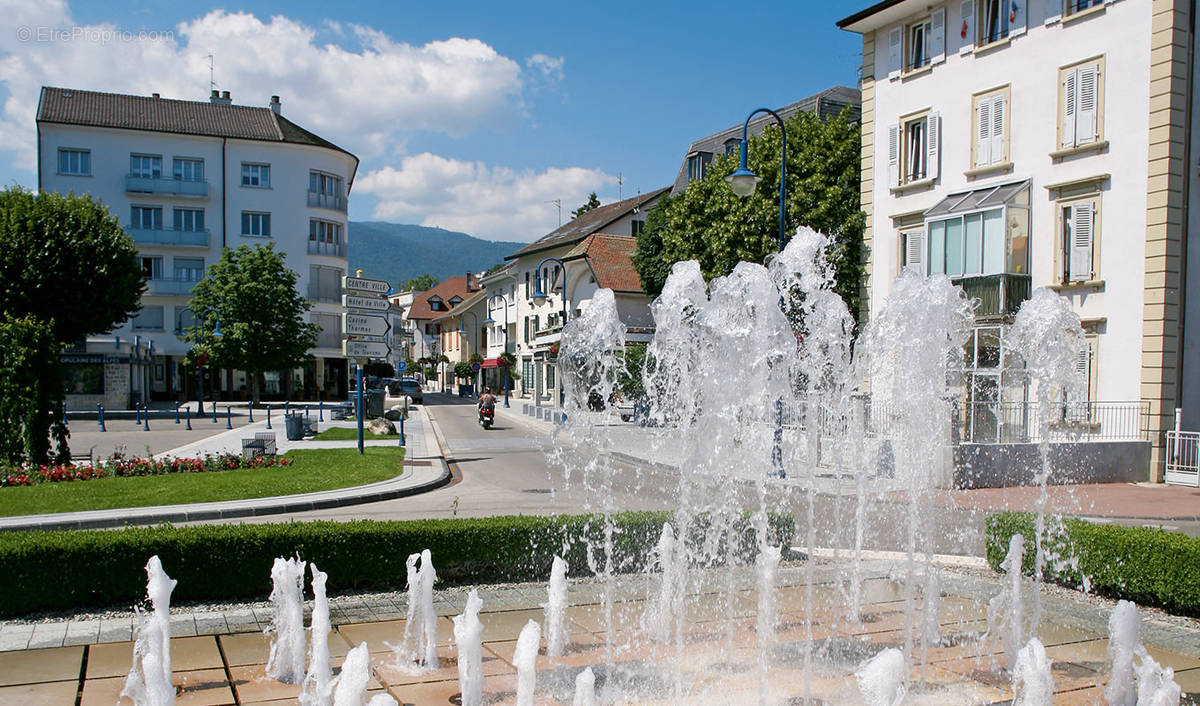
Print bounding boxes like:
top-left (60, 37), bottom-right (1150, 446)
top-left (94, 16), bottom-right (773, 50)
top-left (128, 227), bottom-right (210, 248)
top-left (125, 174), bottom-right (209, 198)
top-left (307, 191), bottom-right (347, 212)
top-left (307, 240), bottom-right (346, 257)
top-left (958, 400), bottom-right (1150, 444)
top-left (144, 277), bottom-right (199, 296)
top-left (951, 273), bottom-right (1032, 318)
top-left (1165, 430), bottom-right (1200, 486)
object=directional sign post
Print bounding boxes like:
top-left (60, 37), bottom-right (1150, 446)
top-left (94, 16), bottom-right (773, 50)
top-left (344, 312), bottom-right (391, 337)
top-left (342, 274), bottom-right (393, 454)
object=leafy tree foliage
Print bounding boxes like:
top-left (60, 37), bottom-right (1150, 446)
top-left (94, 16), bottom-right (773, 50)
top-left (0, 316), bottom-right (66, 469)
top-left (403, 274), bottom-right (439, 292)
top-left (454, 361), bottom-right (474, 380)
top-left (189, 243), bottom-right (319, 404)
top-left (633, 110), bottom-right (864, 320)
top-left (572, 192), bottom-right (601, 218)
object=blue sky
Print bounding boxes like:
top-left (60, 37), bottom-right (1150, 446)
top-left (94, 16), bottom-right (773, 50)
top-left (0, 0), bottom-right (865, 241)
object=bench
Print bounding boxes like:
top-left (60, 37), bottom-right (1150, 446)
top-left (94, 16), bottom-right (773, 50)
top-left (242, 432), bottom-right (277, 458)
top-left (70, 446), bottom-right (96, 466)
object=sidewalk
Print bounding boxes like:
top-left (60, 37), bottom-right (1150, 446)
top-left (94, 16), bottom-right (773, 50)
top-left (0, 404), bottom-right (450, 532)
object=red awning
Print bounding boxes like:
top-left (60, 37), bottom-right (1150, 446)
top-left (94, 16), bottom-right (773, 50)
top-left (480, 357), bottom-right (508, 369)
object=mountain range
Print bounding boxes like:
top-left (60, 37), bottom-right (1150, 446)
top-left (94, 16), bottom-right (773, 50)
top-left (347, 222), bottom-right (525, 287)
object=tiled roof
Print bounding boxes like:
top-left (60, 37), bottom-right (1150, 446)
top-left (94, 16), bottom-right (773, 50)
top-left (432, 289), bottom-right (488, 323)
top-left (506, 187), bottom-right (670, 261)
top-left (406, 276), bottom-right (480, 321)
top-left (36, 87), bottom-right (357, 165)
top-left (563, 233), bottom-right (645, 294)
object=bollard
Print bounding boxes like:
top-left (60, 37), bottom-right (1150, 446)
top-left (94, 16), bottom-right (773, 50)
top-left (266, 406), bottom-right (272, 430)
top-left (248, 404), bottom-right (254, 423)
top-left (62, 406), bottom-right (67, 426)
top-left (186, 406), bottom-right (192, 430)
top-left (134, 401), bottom-right (141, 424)
top-left (175, 403), bottom-right (181, 425)
top-left (226, 405), bottom-right (232, 429)
top-left (319, 400), bottom-right (324, 422)
top-left (212, 400), bottom-right (218, 423)
top-left (399, 414), bottom-right (405, 446)
top-left (143, 408), bottom-right (150, 431)
top-left (98, 403), bottom-right (106, 432)
top-left (285, 400), bottom-right (290, 415)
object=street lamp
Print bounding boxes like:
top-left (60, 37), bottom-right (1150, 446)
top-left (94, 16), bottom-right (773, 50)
top-left (485, 293), bottom-right (513, 407)
top-left (532, 256), bottom-right (568, 409)
top-left (459, 310), bottom-right (480, 393)
top-left (727, 107), bottom-right (789, 477)
top-left (175, 306), bottom-right (223, 415)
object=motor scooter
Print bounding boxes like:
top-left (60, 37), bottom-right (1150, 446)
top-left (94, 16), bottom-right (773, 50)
top-left (478, 406), bottom-right (494, 429)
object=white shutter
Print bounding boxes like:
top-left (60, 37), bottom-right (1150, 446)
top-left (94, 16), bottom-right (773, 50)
top-left (930, 8), bottom-right (946, 64)
top-left (905, 230), bottom-right (926, 273)
top-left (1070, 202), bottom-right (1094, 282)
top-left (887, 124), bottom-right (900, 188)
top-left (1076, 65), bottom-right (1098, 145)
top-left (1045, 0), bottom-right (1062, 24)
top-left (990, 95), bottom-right (1006, 164)
top-left (1062, 69), bottom-right (1077, 148)
top-left (925, 113), bottom-right (940, 181)
top-left (888, 27), bottom-right (903, 79)
top-left (960, 0), bottom-right (975, 54)
top-left (976, 98), bottom-right (992, 166)
top-left (1009, 0), bottom-right (1027, 36)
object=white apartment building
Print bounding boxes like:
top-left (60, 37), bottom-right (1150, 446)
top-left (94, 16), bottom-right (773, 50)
top-left (839, 0), bottom-right (1199, 479)
top-left (37, 87), bottom-right (358, 407)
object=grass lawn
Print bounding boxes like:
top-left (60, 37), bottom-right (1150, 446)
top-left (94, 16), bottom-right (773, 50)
top-left (312, 426), bottom-right (400, 441)
top-left (0, 447), bottom-right (405, 517)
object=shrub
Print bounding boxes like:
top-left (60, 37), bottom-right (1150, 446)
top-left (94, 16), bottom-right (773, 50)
top-left (0, 511), bottom-right (793, 617)
top-left (986, 511), bottom-right (1200, 617)
top-left (1, 452), bottom-right (292, 487)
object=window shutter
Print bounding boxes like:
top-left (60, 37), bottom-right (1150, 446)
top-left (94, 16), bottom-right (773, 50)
top-left (925, 113), bottom-right (940, 180)
top-left (976, 99), bottom-right (992, 166)
top-left (929, 8), bottom-right (946, 64)
top-left (888, 27), bottom-right (902, 78)
top-left (990, 95), bottom-right (1006, 164)
top-left (887, 124), bottom-right (900, 188)
top-left (1045, 0), bottom-right (1062, 24)
top-left (1062, 69), bottom-right (1078, 148)
top-left (1009, 0), bottom-right (1027, 36)
top-left (1070, 202), bottom-right (1094, 281)
top-left (959, 0), bottom-right (975, 54)
top-left (1076, 65), bottom-right (1098, 145)
top-left (905, 230), bottom-right (926, 273)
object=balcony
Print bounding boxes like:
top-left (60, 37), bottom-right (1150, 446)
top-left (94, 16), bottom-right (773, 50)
top-left (307, 240), bottom-right (346, 258)
top-left (951, 273), bottom-right (1031, 319)
top-left (307, 285), bottom-right (342, 304)
top-left (144, 278), bottom-right (199, 296)
top-left (307, 191), bottom-right (347, 212)
top-left (128, 227), bottom-right (210, 248)
top-left (125, 175), bottom-right (209, 198)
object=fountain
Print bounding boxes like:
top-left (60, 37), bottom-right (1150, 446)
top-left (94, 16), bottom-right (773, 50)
top-left (452, 589), bottom-right (485, 706)
top-left (988, 533), bottom-right (1031, 671)
top-left (121, 555), bottom-right (177, 706)
top-left (1107, 600), bottom-right (1182, 705)
top-left (855, 647), bottom-right (906, 705)
top-left (300, 563), bottom-right (333, 706)
top-left (266, 556), bottom-right (308, 684)
top-left (1012, 638), bottom-right (1054, 705)
top-left (544, 555), bottom-right (569, 658)
top-left (572, 667), bottom-right (596, 706)
top-left (513, 620), bottom-right (541, 706)
top-left (391, 549), bottom-right (438, 669)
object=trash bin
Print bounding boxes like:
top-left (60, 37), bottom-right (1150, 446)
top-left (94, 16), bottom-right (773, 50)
top-left (458, 383), bottom-right (475, 398)
top-left (284, 413), bottom-right (305, 441)
top-left (366, 390), bottom-right (385, 419)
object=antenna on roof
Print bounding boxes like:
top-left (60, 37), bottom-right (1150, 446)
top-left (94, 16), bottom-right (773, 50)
top-left (207, 54), bottom-right (216, 93)
top-left (546, 198), bottom-right (562, 227)
top-left (617, 173), bottom-right (623, 201)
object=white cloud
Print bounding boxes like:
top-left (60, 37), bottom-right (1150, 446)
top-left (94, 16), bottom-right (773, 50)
top-left (525, 53), bottom-right (564, 82)
top-left (0, 1), bottom-right (528, 168)
top-left (356, 153), bottom-right (615, 242)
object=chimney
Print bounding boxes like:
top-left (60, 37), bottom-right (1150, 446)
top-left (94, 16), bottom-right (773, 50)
top-left (209, 90), bottom-right (232, 105)
top-left (210, 89), bottom-right (220, 101)
top-left (269, 95), bottom-right (281, 114)
top-left (466, 272), bottom-right (477, 291)
top-left (151, 93), bottom-right (160, 99)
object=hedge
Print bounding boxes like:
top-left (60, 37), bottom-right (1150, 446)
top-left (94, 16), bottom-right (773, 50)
top-left (985, 511), bottom-right (1200, 617)
top-left (0, 511), bottom-right (793, 617)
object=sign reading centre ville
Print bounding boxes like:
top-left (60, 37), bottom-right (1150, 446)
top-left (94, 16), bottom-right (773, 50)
top-left (343, 312), bottom-right (391, 337)
top-left (342, 275), bottom-right (391, 294)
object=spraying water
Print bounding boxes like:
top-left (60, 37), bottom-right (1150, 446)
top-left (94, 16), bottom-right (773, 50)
top-left (856, 647), bottom-right (907, 706)
top-left (266, 556), bottom-right (308, 684)
top-left (1136, 649), bottom-right (1182, 706)
top-left (331, 642), bottom-right (372, 706)
top-left (513, 619), bottom-right (542, 706)
top-left (544, 556), bottom-right (569, 658)
top-left (392, 550), bottom-right (439, 669)
top-left (988, 533), bottom-right (1030, 671)
top-left (300, 563), bottom-right (332, 706)
top-left (120, 555), bottom-right (177, 706)
top-left (572, 666), bottom-right (596, 706)
top-left (453, 589), bottom-right (485, 706)
top-left (640, 523), bottom-right (682, 644)
top-left (1106, 600), bottom-right (1182, 706)
top-left (1012, 637), bottom-right (1054, 705)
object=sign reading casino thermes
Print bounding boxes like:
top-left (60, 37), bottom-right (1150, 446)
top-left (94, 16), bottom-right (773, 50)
top-left (342, 276), bottom-right (390, 294)
top-left (343, 312), bottom-right (390, 337)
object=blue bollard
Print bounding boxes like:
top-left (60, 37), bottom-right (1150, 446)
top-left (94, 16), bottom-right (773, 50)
top-left (98, 403), bottom-right (106, 432)
top-left (175, 403), bottom-right (181, 424)
top-left (186, 406), bottom-right (192, 430)
top-left (143, 408), bottom-right (150, 431)
top-left (266, 407), bottom-right (272, 430)
top-left (212, 399), bottom-right (218, 423)
top-left (305, 405), bottom-right (310, 422)
top-left (248, 404), bottom-right (254, 423)
top-left (318, 401), bottom-right (324, 422)
top-left (134, 401), bottom-right (141, 424)
top-left (399, 414), bottom-right (405, 446)
top-left (226, 406), bottom-right (232, 429)
top-left (285, 400), bottom-right (290, 415)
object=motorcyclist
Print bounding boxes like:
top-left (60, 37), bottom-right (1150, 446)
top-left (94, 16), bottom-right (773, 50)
top-left (478, 388), bottom-right (497, 412)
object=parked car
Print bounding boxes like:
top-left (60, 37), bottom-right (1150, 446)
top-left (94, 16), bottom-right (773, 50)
top-left (395, 377), bottom-right (423, 404)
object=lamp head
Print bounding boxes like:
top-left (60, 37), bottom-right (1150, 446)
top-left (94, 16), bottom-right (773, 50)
top-left (484, 315), bottom-right (495, 325)
top-left (726, 168), bottom-right (761, 198)
top-left (174, 328), bottom-right (187, 342)
top-left (532, 289), bottom-right (547, 304)
top-left (211, 320), bottom-right (223, 339)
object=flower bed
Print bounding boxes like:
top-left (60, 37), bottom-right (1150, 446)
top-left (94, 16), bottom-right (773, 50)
top-left (2, 452), bottom-right (292, 487)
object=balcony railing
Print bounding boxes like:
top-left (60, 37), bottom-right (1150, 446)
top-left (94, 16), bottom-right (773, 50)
top-left (307, 240), bottom-right (346, 257)
top-left (125, 175), bottom-right (209, 198)
top-left (307, 191), bottom-right (347, 212)
top-left (144, 277), bottom-right (199, 296)
top-left (959, 400), bottom-right (1151, 444)
top-left (128, 227), bottom-right (210, 248)
top-left (951, 273), bottom-right (1032, 318)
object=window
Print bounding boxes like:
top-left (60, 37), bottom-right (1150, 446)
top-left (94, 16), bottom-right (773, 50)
top-left (1059, 197), bottom-right (1099, 283)
top-left (887, 112), bottom-right (940, 187)
top-left (686, 153), bottom-right (711, 182)
top-left (723, 139), bottom-right (740, 157)
top-left (926, 210), bottom-right (1006, 276)
top-left (312, 313), bottom-right (342, 349)
top-left (241, 163), bottom-right (270, 187)
top-left (57, 148), bottom-right (90, 175)
top-left (972, 88), bottom-right (1009, 168)
top-left (173, 257), bottom-right (204, 282)
top-left (546, 363), bottom-right (555, 389)
top-left (1066, 0), bottom-right (1104, 15)
top-left (899, 228), bottom-right (925, 272)
top-left (133, 306), bottom-right (164, 331)
top-left (1059, 58), bottom-right (1103, 150)
top-left (631, 219), bottom-right (645, 236)
top-left (525, 272), bottom-right (531, 297)
top-left (131, 206), bottom-right (163, 230)
top-left (241, 212), bottom-right (271, 237)
top-left (130, 154), bottom-right (162, 179)
top-left (961, 0), bottom-right (1026, 50)
top-left (308, 265), bottom-right (344, 303)
top-left (140, 256), bottom-right (163, 280)
top-left (523, 316), bottom-right (530, 343)
top-left (308, 219), bottom-right (344, 255)
top-left (309, 171), bottom-right (342, 197)
top-left (886, 8), bottom-right (944, 78)
top-left (173, 208), bottom-right (204, 232)
top-left (172, 158), bottom-right (204, 182)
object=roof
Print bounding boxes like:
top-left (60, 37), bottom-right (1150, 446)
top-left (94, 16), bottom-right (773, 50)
top-left (36, 86), bottom-right (358, 175)
top-left (563, 233), bottom-right (645, 294)
top-left (837, 0), bottom-right (923, 32)
top-left (924, 180), bottom-right (1030, 219)
top-left (506, 187), bottom-right (670, 261)
top-left (406, 276), bottom-right (480, 321)
top-left (670, 86), bottom-right (862, 195)
top-left (432, 288), bottom-right (488, 324)
top-left (478, 261), bottom-right (516, 285)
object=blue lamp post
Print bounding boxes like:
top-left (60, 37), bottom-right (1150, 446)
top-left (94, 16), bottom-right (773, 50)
top-left (459, 310), bottom-right (480, 393)
top-left (485, 292), bottom-right (513, 407)
top-left (175, 306), bottom-right (223, 416)
top-left (532, 257), bottom-right (568, 410)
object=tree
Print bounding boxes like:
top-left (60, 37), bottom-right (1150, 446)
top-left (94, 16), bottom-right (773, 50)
top-left (632, 109), bottom-right (865, 320)
top-left (404, 274), bottom-right (439, 292)
top-left (0, 188), bottom-right (145, 467)
top-left (572, 192), bottom-right (601, 219)
top-left (364, 361), bottom-right (394, 378)
top-left (189, 243), bottom-right (320, 404)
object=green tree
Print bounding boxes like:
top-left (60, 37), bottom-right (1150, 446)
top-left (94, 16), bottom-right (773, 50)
top-left (404, 274), bottom-right (439, 291)
top-left (572, 192), bottom-right (601, 218)
top-left (632, 109), bottom-right (865, 320)
top-left (0, 188), bottom-right (145, 466)
top-left (189, 243), bottom-right (320, 404)
top-left (454, 361), bottom-right (474, 381)
top-left (618, 343), bottom-right (648, 400)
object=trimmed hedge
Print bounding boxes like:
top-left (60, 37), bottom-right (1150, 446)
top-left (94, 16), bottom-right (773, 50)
top-left (0, 511), bottom-right (793, 617)
top-left (986, 511), bottom-right (1200, 617)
